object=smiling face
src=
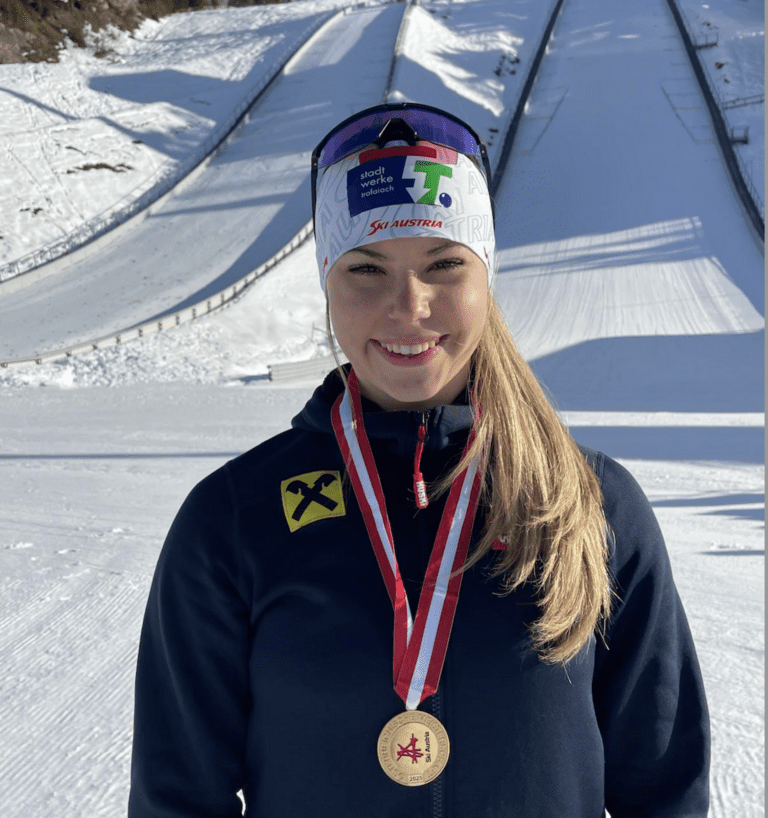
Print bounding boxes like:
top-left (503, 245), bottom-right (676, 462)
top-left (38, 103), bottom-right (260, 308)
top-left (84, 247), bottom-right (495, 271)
top-left (326, 237), bottom-right (489, 411)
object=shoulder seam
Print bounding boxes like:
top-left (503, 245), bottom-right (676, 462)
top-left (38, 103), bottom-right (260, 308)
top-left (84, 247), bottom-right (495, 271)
top-left (578, 445), bottom-right (605, 487)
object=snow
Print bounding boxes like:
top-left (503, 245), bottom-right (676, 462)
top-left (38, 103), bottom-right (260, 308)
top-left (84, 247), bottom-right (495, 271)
top-left (676, 0), bottom-right (764, 209)
top-left (0, 0), bottom-right (763, 815)
top-left (0, 1), bottom-right (388, 272)
top-left (0, 0), bottom-right (548, 360)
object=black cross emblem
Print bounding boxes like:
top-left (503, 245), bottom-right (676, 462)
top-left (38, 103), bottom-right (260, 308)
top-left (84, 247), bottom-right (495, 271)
top-left (286, 473), bottom-right (339, 521)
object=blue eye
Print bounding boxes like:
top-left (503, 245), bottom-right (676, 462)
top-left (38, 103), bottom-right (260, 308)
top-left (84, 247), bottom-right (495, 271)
top-left (348, 264), bottom-right (382, 275)
top-left (431, 258), bottom-right (464, 270)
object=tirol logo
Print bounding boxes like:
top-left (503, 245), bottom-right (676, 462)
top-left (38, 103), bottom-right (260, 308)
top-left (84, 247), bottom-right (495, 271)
top-left (347, 156), bottom-right (455, 218)
top-left (402, 160), bottom-right (453, 206)
top-left (280, 470), bottom-right (345, 533)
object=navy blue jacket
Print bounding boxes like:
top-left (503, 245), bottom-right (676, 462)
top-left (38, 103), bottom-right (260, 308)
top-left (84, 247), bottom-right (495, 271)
top-left (129, 369), bottom-right (710, 817)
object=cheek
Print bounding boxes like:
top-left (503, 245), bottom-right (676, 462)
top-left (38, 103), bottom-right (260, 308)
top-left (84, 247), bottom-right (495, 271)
top-left (453, 287), bottom-right (488, 339)
top-left (328, 288), bottom-right (372, 350)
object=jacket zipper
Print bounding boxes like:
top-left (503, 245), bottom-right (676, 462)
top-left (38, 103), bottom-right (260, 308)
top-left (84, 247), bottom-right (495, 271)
top-left (430, 688), bottom-right (444, 818)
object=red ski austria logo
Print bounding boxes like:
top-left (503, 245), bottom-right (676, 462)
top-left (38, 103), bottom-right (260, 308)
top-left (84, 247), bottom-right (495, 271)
top-left (366, 218), bottom-right (444, 237)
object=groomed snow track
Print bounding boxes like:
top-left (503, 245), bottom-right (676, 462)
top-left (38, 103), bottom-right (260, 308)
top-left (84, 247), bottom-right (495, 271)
top-left (665, 0), bottom-right (764, 239)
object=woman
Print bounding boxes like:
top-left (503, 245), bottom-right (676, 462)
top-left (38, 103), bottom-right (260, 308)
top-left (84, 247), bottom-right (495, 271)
top-left (129, 103), bottom-right (710, 817)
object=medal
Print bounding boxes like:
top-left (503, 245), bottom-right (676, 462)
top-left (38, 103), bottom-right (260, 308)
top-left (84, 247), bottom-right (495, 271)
top-left (377, 710), bottom-right (450, 787)
top-left (331, 370), bottom-right (482, 787)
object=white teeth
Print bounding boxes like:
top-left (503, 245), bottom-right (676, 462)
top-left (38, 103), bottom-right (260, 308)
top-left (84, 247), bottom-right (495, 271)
top-left (382, 339), bottom-right (438, 356)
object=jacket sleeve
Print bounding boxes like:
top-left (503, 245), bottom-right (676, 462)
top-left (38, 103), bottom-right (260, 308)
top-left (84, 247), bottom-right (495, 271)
top-left (591, 453), bottom-right (710, 817)
top-left (128, 468), bottom-right (250, 818)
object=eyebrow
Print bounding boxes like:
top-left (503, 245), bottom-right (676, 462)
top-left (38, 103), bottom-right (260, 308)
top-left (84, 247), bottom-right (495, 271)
top-left (350, 247), bottom-right (387, 260)
top-left (349, 241), bottom-right (457, 261)
top-left (426, 241), bottom-right (457, 256)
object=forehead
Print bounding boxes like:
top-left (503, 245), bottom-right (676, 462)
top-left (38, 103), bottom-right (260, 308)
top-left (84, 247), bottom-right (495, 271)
top-left (344, 237), bottom-right (468, 260)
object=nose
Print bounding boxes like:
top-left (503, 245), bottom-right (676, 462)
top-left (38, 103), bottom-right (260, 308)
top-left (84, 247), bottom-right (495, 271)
top-left (388, 273), bottom-right (431, 322)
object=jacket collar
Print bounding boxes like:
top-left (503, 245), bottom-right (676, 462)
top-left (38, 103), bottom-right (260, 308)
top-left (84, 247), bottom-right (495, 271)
top-left (291, 367), bottom-right (475, 458)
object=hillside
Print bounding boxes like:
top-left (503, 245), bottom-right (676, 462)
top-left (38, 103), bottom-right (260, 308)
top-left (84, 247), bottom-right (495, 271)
top-left (0, 0), bottom-right (282, 63)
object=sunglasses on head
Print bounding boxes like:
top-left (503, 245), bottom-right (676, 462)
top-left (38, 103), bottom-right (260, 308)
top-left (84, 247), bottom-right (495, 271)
top-left (310, 102), bottom-right (493, 227)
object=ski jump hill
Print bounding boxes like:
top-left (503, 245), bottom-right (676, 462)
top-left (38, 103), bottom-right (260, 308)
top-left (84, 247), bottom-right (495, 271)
top-left (0, 0), bottom-right (763, 417)
top-left (0, 4), bottom-right (763, 815)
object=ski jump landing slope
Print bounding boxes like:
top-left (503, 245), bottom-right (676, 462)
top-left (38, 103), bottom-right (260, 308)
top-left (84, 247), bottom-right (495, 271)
top-left (489, 1), bottom-right (764, 809)
top-left (0, 5), bottom-right (404, 360)
top-left (493, 0), bottom-right (764, 415)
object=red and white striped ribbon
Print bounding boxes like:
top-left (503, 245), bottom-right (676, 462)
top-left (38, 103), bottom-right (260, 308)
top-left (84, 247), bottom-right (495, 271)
top-left (331, 370), bottom-right (482, 710)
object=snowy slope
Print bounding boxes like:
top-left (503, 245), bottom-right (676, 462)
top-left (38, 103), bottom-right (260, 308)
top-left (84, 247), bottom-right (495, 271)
top-left (0, 0), bottom-right (763, 817)
top-left (1, 390), bottom-right (762, 818)
top-left (0, 4), bottom-right (406, 357)
top-left (677, 0), bottom-right (764, 209)
top-left (0, 1), bottom-right (356, 270)
top-left (490, 0), bottom-right (764, 419)
top-left (486, 2), bottom-right (764, 805)
top-left (0, 0), bottom-right (552, 361)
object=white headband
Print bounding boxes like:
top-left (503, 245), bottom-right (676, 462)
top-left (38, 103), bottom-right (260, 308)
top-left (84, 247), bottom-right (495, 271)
top-left (314, 142), bottom-right (495, 290)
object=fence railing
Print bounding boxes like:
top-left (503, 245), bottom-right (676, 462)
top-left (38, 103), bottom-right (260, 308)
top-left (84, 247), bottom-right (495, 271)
top-left (693, 28), bottom-right (718, 49)
top-left (1, 222), bottom-right (314, 367)
top-left (382, 0), bottom-right (414, 101)
top-left (668, 0), bottom-right (764, 231)
top-left (723, 93), bottom-right (764, 111)
top-left (268, 353), bottom-right (347, 382)
top-left (490, 0), bottom-right (569, 188)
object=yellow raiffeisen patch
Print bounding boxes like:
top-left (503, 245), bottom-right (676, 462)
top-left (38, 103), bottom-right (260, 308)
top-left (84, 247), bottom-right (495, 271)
top-left (280, 471), bottom-right (346, 533)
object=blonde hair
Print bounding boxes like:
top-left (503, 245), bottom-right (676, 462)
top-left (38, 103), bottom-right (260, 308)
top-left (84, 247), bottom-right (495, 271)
top-left (326, 296), bottom-right (612, 665)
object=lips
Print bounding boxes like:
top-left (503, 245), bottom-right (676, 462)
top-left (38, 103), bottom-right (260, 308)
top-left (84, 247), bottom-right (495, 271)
top-left (371, 336), bottom-right (446, 364)
top-left (379, 339), bottom-right (439, 356)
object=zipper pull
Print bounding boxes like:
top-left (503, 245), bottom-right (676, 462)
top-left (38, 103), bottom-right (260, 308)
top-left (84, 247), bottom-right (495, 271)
top-left (413, 413), bottom-right (429, 509)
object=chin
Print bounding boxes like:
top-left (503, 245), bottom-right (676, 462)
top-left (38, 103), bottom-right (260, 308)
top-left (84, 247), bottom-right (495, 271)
top-left (365, 370), bottom-right (462, 412)
top-left (386, 388), bottom-right (441, 411)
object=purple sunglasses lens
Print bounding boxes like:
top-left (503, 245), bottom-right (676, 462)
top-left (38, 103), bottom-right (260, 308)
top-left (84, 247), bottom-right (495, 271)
top-left (318, 110), bottom-right (482, 169)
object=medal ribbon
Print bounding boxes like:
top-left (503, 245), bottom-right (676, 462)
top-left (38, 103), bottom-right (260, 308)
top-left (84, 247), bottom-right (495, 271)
top-left (331, 370), bottom-right (483, 710)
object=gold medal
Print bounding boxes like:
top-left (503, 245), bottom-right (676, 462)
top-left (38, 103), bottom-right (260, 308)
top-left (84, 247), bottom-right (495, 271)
top-left (334, 373), bottom-right (478, 789)
top-left (377, 710), bottom-right (450, 787)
